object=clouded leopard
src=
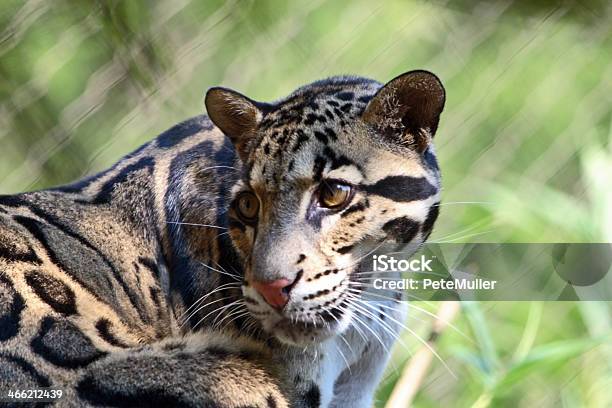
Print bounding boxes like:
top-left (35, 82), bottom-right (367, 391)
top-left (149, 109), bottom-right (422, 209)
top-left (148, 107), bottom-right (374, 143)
top-left (0, 70), bottom-right (445, 407)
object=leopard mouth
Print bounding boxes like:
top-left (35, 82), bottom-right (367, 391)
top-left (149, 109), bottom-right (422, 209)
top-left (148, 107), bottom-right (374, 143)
top-left (242, 282), bottom-right (354, 345)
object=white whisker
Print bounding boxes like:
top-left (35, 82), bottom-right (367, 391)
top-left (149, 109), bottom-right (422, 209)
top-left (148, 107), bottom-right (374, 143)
top-left (167, 221), bottom-right (228, 230)
top-left (334, 341), bottom-right (352, 374)
top-left (199, 261), bottom-right (241, 281)
top-left (342, 285), bottom-right (472, 341)
top-left (211, 299), bottom-right (245, 329)
top-left (351, 296), bottom-right (456, 378)
top-left (216, 308), bottom-right (250, 332)
top-left (346, 284), bottom-right (428, 302)
top-left (436, 201), bottom-right (493, 206)
top-left (335, 239), bottom-right (390, 274)
top-left (428, 229), bottom-right (496, 244)
top-left (189, 297), bottom-right (241, 330)
top-left (212, 259), bottom-right (243, 281)
top-left (352, 269), bottom-right (448, 278)
top-left (178, 281), bottom-right (241, 321)
top-left (336, 303), bottom-right (389, 354)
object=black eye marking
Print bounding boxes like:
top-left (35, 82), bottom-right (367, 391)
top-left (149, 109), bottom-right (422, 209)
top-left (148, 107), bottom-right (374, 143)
top-left (297, 254), bottom-right (306, 264)
top-left (362, 175), bottom-right (437, 202)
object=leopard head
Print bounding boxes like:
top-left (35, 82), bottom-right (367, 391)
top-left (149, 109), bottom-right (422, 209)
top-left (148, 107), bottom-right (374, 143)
top-left (205, 71), bottom-right (445, 345)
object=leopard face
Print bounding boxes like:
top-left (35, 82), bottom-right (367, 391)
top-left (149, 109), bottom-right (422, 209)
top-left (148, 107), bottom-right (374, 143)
top-left (206, 71), bottom-right (445, 345)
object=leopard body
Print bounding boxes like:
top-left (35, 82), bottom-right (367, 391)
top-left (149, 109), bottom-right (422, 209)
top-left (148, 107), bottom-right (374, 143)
top-left (0, 71), bottom-right (445, 407)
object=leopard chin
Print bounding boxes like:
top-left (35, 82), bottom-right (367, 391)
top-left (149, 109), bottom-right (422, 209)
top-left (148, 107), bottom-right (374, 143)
top-left (249, 305), bottom-right (355, 346)
top-left (273, 322), bottom-right (334, 346)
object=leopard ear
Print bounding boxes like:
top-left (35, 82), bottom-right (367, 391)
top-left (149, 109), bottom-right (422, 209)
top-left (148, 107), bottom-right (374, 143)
top-left (362, 70), bottom-right (445, 153)
top-left (205, 87), bottom-right (264, 160)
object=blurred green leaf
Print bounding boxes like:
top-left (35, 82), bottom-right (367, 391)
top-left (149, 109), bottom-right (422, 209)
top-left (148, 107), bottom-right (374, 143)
top-left (463, 302), bottom-right (501, 377)
top-left (495, 336), bottom-right (609, 393)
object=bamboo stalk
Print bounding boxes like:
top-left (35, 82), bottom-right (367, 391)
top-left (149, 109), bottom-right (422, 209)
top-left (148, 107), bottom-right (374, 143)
top-left (385, 301), bottom-right (461, 408)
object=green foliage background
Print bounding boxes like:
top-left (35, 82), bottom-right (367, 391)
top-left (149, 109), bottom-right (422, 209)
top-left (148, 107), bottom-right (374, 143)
top-left (1, 1), bottom-right (610, 406)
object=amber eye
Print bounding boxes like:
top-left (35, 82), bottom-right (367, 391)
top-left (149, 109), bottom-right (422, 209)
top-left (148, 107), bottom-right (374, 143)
top-left (235, 192), bottom-right (259, 222)
top-left (319, 181), bottom-right (353, 209)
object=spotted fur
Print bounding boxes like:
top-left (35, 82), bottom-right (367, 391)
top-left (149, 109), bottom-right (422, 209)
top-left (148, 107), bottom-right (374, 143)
top-left (0, 70), bottom-right (444, 407)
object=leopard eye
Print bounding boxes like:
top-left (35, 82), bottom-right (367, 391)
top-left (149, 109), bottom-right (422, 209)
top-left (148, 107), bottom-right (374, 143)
top-left (319, 181), bottom-right (353, 209)
top-left (236, 192), bottom-right (259, 222)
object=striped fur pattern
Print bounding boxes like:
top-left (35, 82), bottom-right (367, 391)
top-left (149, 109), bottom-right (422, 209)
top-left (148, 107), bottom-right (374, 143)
top-left (0, 70), bottom-right (444, 407)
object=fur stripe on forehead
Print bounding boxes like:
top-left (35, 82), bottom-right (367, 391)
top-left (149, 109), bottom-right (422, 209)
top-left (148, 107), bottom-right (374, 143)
top-left (309, 147), bottom-right (365, 183)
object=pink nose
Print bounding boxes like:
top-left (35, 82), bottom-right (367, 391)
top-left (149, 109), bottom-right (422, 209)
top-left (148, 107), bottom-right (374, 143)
top-left (251, 278), bottom-right (293, 309)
